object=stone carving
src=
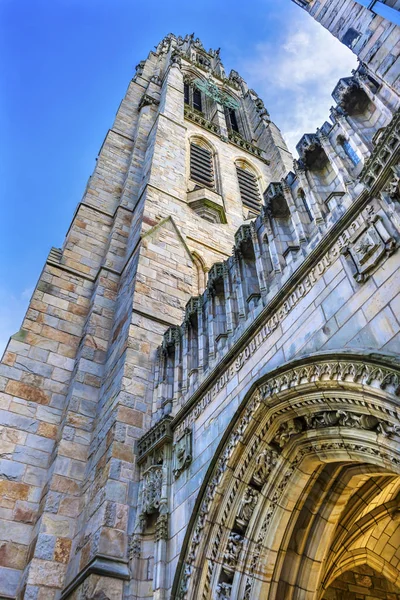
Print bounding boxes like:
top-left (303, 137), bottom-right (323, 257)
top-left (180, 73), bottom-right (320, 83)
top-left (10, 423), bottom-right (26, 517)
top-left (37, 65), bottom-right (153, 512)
top-left (173, 428), bottom-right (192, 478)
top-left (129, 534), bottom-right (141, 559)
top-left (162, 325), bottom-right (181, 349)
top-left (185, 296), bottom-right (202, 321)
top-left (236, 487), bottom-right (259, 527)
top-left (137, 416), bottom-right (173, 463)
top-left (171, 50), bottom-right (182, 67)
top-left (252, 448), bottom-right (278, 485)
top-left (361, 108), bottom-right (400, 189)
top-left (135, 60), bottom-right (145, 76)
top-left (184, 105), bottom-right (221, 134)
top-left (178, 563), bottom-right (192, 599)
top-left (387, 172), bottom-right (400, 200)
top-left (272, 410), bottom-right (400, 447)
top-left (342, 215), bottom-right (396, 282)
top-left (176, 358), bottom-right (400, 597)
top-left (261, 360), bottom-right (400, 401)
top-left (207, 262), bottom-right (224, 290)
top-left (273, 419), bottom-right (303, 448)
top-left (138, 94), bottom-right (160, 111)
top-left (155, 514), bottom-right (168, 541)
top-left (141, 465), bottom-right (163, 515)
top-left (254, 97), bottom-right (270, 122)
top-left (223, 533), bottom-right (243, 568)
top-left (215, 582), bottom-right (232, 600)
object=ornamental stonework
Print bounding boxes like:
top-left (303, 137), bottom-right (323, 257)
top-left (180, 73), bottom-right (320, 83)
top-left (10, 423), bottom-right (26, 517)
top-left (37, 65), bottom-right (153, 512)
top-left (1, 10), bottom-right (400, 600)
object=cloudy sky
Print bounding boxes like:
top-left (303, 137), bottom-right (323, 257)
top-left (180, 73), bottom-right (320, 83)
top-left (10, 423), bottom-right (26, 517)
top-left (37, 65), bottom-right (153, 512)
top-left (0, 0), bottom-right (357, 355)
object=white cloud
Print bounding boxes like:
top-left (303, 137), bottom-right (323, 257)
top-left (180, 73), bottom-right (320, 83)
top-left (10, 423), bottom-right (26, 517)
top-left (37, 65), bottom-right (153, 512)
top-left (239, 15), bottom-right (358, 155)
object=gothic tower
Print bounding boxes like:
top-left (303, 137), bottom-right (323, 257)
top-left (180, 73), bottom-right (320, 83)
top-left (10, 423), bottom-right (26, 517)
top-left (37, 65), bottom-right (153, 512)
top-left (1, 10), bottom-right (400, 600)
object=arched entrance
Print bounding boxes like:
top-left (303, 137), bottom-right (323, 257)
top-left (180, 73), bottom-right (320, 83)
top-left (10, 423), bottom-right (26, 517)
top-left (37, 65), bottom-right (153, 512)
top-left (173, 353), bottom-right (400, 600)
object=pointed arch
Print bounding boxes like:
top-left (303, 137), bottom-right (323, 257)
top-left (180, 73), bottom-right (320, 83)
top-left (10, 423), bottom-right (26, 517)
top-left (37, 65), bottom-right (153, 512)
top-left (191, 251), bottom-right (208, 295)
top-left (172, 351), bottom-right (400, 600)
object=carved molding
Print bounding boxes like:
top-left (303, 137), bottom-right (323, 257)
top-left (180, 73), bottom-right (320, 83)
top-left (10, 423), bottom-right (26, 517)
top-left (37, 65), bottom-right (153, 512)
top-left (175, 356), bottom-right (400, 599)
top-left (137, 415), bottom-right (173, 464)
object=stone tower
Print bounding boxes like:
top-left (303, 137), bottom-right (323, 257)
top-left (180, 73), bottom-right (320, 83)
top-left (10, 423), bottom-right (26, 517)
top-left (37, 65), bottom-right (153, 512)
top-left (1, 11), bottom-right (400, 600)
top-left (0, 33), bottom-right (292, 599)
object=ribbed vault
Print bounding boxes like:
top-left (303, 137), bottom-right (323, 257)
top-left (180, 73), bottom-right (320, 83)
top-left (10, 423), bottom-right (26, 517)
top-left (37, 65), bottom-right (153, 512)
top-left (173, 353), bottom-right (400, 600)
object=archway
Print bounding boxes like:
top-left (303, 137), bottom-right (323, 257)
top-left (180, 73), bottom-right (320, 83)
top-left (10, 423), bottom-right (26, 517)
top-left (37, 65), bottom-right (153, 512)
top-left (173, 353), bottom-right (400, 600)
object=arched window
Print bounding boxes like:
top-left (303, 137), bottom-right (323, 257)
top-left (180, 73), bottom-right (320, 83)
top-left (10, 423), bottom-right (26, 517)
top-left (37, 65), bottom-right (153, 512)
top-left (338, 136), bottom-right (360, 166)
top-left (225, 108), bottom-right (239, 133)
top-left (235, 162), bottom-right (261, 215)
top-left (184, 81), bottom-right (203, 113)
top-left (298, 189), bottom-right (313, 222)
top-left (190, 142), bottom-right (214, 189)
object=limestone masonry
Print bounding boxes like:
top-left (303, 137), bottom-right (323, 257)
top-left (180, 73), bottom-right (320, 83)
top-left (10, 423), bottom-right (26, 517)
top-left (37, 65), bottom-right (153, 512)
top-left (1, 1), bottom-right (400, 599)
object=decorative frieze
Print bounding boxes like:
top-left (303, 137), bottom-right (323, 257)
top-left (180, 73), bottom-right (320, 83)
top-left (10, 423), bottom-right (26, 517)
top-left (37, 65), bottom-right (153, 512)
top-left (227, 131), bottom-right (267, 162)
top-left (137, 415), bottom-right (173, 464)
top-left (174, 203), bottom-right (399, 434)
top-left (184, 105), bottom-right (221, 134)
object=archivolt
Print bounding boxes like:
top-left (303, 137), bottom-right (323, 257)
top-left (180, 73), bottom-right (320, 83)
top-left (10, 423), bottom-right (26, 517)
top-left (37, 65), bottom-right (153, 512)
top-left (173, 352), bottom-right (400, 600)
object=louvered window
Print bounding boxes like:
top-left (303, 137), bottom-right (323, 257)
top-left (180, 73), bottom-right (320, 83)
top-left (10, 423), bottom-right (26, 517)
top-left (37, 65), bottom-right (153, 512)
top-left (190, 144), bottom-right (214, 188)
top-left (236, 167), bottom-right (261, 213)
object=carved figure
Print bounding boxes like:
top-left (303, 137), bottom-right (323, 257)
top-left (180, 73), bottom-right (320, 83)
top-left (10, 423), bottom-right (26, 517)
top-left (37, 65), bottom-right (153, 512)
top-left (215, 582), bottom-right (232, 600)
top-left (253, 448), bottom-right (278, 484)
top-left (237, 487), bottom-right (259, 524)
top-left (223, 533), bottom-right (243, 567)
top-left (274, 419), bottom-right (303, 448)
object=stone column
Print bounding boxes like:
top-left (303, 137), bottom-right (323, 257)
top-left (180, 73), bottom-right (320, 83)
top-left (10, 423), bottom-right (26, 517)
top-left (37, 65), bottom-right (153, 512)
top-left (281, 182), bottom-right (307, 244)
top-left (181, 323), bottom-right (189, 396)
top-left (250, 223), bottom-right (268, 299)
top-left (317, 130), bottom-right (353, 194)
top-left (197, 298), bottom-right (205, 375)
top-left (331, 107), bottom-right (370, 159)
top-left (153, 445), bottom-right (171, 600)
top-left (232, 252), bottom-right (246, 321)
top-left (207, 290), bottom-right (216, 362)
top-left (223, 262), bottom-right (235, 335)
top-left (294, 161), bottom-right (324, 223)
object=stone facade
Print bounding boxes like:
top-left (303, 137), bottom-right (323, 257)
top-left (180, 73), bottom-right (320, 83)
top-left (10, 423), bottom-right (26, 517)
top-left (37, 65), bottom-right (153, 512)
top-left (1, 5), bottom-right (400, 600)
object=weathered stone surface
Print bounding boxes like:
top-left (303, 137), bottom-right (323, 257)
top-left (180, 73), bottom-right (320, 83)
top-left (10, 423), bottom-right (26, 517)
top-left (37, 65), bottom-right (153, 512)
top-left (1, 14), bottom-right (400, 600)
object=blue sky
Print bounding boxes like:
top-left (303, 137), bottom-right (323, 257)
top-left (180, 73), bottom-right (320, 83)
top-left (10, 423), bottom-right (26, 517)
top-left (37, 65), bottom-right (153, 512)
top-left (0, 0), bottom-right (357, 355)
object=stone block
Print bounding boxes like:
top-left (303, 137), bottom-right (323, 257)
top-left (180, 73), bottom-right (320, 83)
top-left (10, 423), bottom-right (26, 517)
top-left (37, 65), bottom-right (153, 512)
top-left (0, 565), bottom-right (21, 597)
top-left (27, 558), bottom-right (66, 588)
top-left (0, 540), bottom-right (28, 569)
top-left (5, 380), bottom-right (50, 405)
top-left (98, 527), bottom-right (127, 559)
top-left (0, 459), bottom-right (25, 481)
top-left (35, 533), bottom-right (56, 560)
